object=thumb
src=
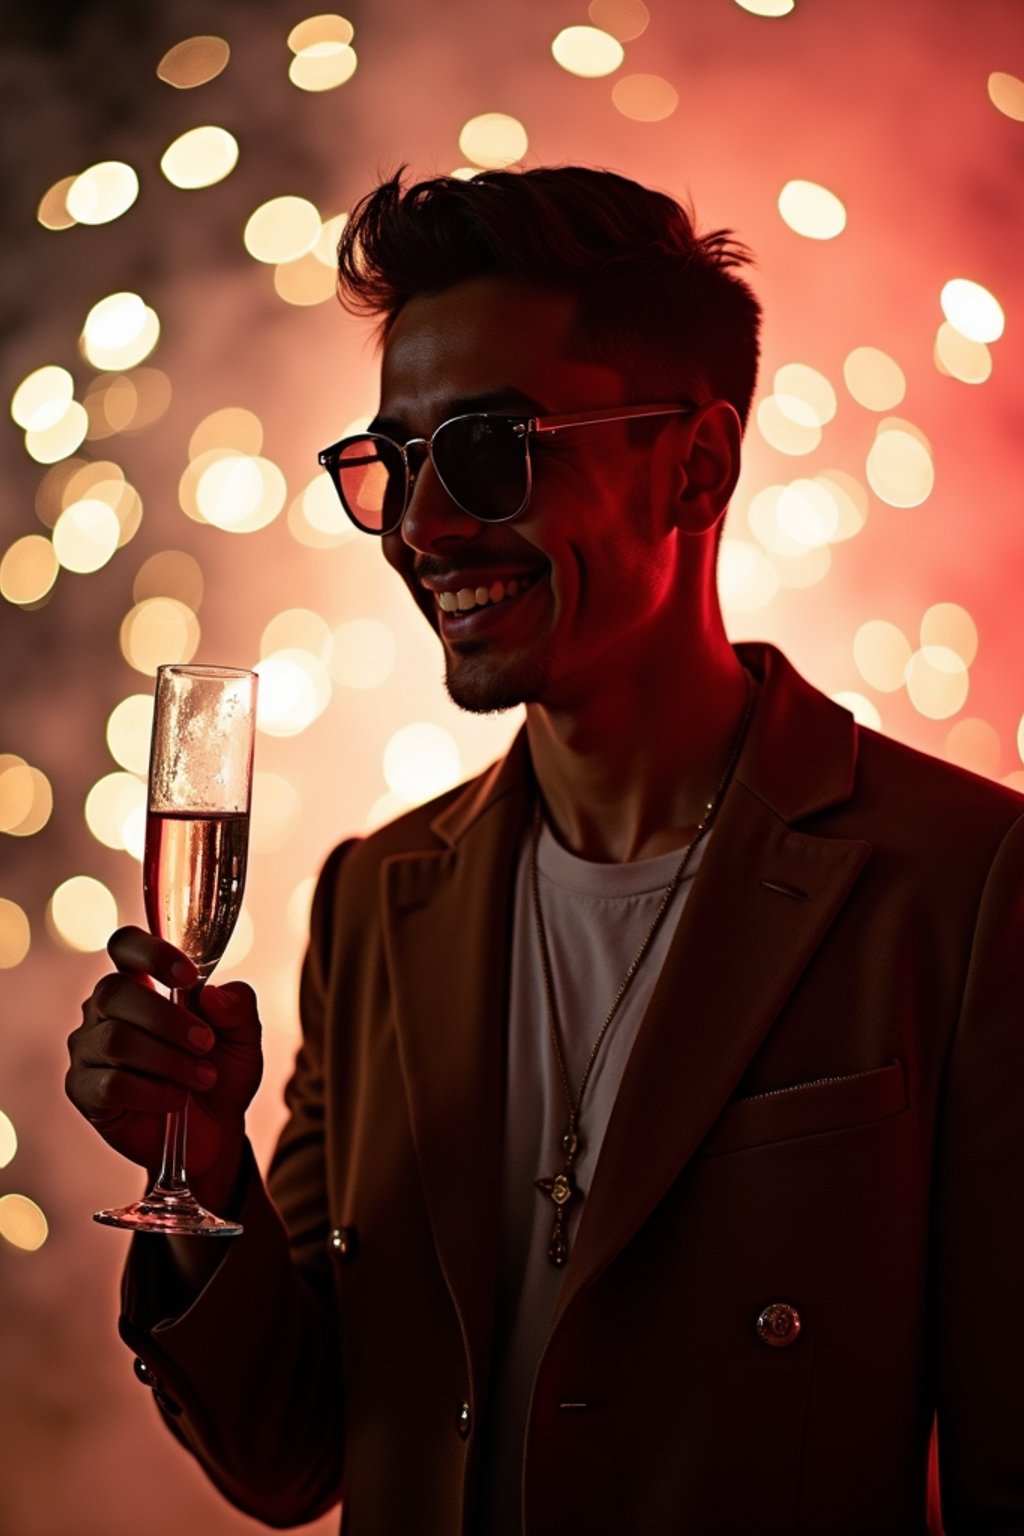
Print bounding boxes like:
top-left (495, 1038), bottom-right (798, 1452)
top-left (200, 980), bottom-right (261, 1039)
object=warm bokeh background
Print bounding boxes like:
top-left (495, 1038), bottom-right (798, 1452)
top-left (1, 1), bottom-right (1021, 1531)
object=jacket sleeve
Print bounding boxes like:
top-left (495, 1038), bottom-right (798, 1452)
top-left (936, 811), bottom-right (1024, 1534)
top-left (117, 840), bottom-right (354, 1527)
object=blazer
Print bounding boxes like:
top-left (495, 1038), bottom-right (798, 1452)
top-left (120, 642), bottom-right (1024, 1535)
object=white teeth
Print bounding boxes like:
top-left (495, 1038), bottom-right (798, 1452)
top-left (435, 576), bottom-right (533, 614)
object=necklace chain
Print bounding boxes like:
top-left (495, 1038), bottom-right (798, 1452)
top-left (531, 670), bottom-right (756, 1266)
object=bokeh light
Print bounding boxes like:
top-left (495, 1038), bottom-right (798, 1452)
top-left (133, 550), bottom-right (204, 609)
top-left (261, 608), bottom-right (333, 662)
top-left (905, 646), bottom-right (969, 719)
top-left (920, 602), bottom-right (978, 665)
top-left (588, 0), bottom-right (650, 40)
top-left (119, 597), bottom-right (201, 674)
top-left (66, 161), bottom-right (139, 225)
top-left (934, 321), bottom-right (992, 384)
top-left (0, 535), bottom-right (59, 606)
top-left (717, 538), bottom-right (780, 612)
top-left (843, 346), bottom-right (906, 410)
top-left (988, 71), bottom-right (1024, 122)
top-left (611, 75), bottom-right (679, 121)
top-left (0, 899), bottom-right (31, 969)
top-left (195, 454), bottom-right (287, 533)
top-left (156, 35), bottom-right (230, 88)
top-left (756, 394), bottom-right (821, 455)
top-left (81, 292), bottom-right (160, 371)
top-left (0, 1194), bottom-right (48, 1252)
top-left (778, 180), bottom-right (846, 239)
top-left (945, 717), bottom-right (1001, 777)
top-left (458, 113), bottom-right (529, 168)
top-left (48, 875), bottom-right (119, 951)
top-left (853, 619), bottom-right (912, 692)
top-left (84, 771), bottom-right (147, 854)
top-left (289, 43), bottom-right (358, 92)
top-left (940, 278), bottom-right (1005, 344)
top-left (831, 691), bottom-right (882, 730)
top-left (383, 723), bottom-right (462, 804)
top-left (160, 126), bottom-right (239, 190)
top-left (106, 694), bottom-right (155, 774)
top-left (774, 363), bottom-right (837, 426)
top-left (0, 758), bottom-right (53, 838)
top-left (866, 426), bottom-right (935, 507)
top-left (274, 253), bottom-right (338, 306)
top-left (37, 175), bottom-right (77, 230)
top-left (287, 474), bottom-right (357, 547)
top-left (551, 26), bottom-right (624, 78)
top-left (24, 401), bottom-right (89, 464)
top-left (776, 479), bottom-right (840, 547)
top-left (256, 650), bottom-right (331, 736)
top-left (288, 14), bottom-right (355, 50)
top-left (85, 367), bottom-right (172, 439)
top-left (53, 498), bottom-right (122, 573)
top-left (734, 0), bottom-right (794, 13)
top-left (190, 406), bottom-right (264, 459)
top-left (11, 365), bottom-right (74, 430)
top-left (244, 196), bottom-right (322, 263)
top-left (0, 1109), bottom-right (17, 1168)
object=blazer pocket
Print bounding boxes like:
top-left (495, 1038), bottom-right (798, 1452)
top-left (698, 1060), bottom-right (906, 1158)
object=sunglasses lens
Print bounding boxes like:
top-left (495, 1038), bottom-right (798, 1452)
top-left (432, 415), bottom-right (528, 522)
top-left (333, 436), bottom-right (406, 533)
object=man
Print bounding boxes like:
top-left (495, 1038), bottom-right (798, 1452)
top-left (67, 167), bottom-right (1024, 1535)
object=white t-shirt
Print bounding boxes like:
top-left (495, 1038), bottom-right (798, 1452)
top-left (473, 818), bottom-right (708, 1536)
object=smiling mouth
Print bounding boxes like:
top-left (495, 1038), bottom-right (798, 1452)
top-left (434, 575), bottom-right (537, 615)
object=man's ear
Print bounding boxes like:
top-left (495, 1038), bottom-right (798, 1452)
top-left (672, 400), bottom-right (743, 537)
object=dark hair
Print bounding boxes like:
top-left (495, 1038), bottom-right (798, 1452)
top-left (336, 165), bottom-right (762, 429)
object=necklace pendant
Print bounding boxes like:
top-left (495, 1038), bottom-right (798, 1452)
top-left (535, 1167), bottom-right (581, 1268)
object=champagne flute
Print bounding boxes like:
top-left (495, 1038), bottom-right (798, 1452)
top-left (94, 663), bottom-right (257, 1236)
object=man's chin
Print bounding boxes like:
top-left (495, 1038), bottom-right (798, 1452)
top-left (442, 653), bottom-right (545, 716)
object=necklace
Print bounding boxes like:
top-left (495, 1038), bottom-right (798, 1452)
top-left (531, 670), bottom-right (756, 1267)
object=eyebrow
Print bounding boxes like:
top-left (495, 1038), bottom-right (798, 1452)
top-left (368, 387), bottom-right (550, 438)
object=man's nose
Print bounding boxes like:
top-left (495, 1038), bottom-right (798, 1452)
top-left (399, 450), bottom-right (480, 554)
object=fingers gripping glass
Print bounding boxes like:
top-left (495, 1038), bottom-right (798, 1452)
top-left (317, 403), bottom-right (696, 535)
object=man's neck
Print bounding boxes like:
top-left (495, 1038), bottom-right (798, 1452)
top-left (524, 641), bottom-right (751, 864)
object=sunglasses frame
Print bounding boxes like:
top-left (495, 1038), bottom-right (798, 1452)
top-left (317, 401), bottom-right (698, 535)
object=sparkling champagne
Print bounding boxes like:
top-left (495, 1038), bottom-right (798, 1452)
top-left (143, 810), bottom-right (249, 977)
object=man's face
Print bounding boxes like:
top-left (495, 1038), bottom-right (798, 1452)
top-left (375, 275), bottom-right (687, 716)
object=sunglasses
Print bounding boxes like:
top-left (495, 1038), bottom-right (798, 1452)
top-left (317, 402), bottom-right (696, 535)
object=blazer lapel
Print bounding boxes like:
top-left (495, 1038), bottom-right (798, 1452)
top-left (381, 740), bottom-right (532, 1392)
top-left (556, 644), bottom-right (871, 1315)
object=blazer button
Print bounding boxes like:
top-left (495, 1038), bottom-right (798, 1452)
top-left (329, 1226), bottom-right (357, 1261)
top-left (457, 1401), bottom-right (472, 1439)
top-left (133, 1357), bottom-right (155, 1387)
top-left (756, 1302), bottom-right (802, 1348)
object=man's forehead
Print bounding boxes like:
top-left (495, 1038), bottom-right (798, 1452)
top-left (376, 275), bottom-right (614, 426)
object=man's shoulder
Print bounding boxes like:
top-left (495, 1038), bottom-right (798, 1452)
top-left (854, 716), bottom-right (1023, 829)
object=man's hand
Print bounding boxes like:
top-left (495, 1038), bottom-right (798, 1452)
top-left (66, 925), bottom-right (263, 1212)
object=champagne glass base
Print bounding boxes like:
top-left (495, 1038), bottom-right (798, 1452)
top-left (93, 1191), bottom-right (242, 1237)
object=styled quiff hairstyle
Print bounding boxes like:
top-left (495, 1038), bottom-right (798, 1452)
top-left (336, 165), bottom-right (762, 429)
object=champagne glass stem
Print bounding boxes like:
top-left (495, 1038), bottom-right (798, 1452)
top-left (149, 985), bottom-right (201, 1198)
